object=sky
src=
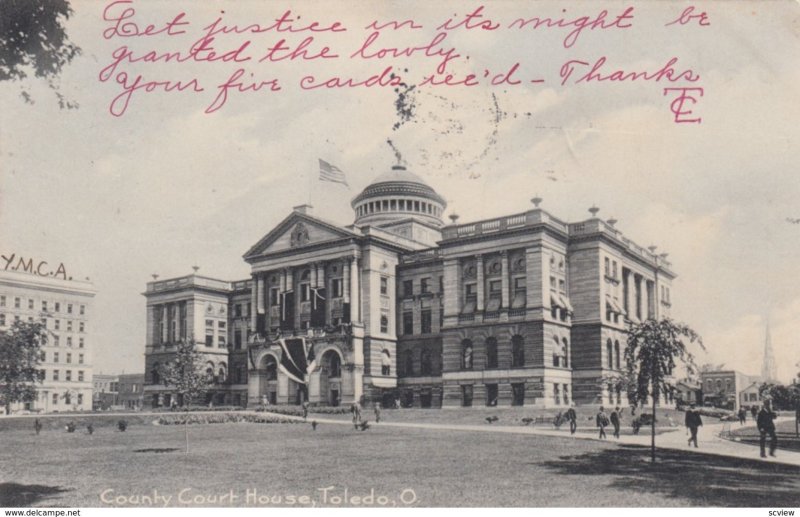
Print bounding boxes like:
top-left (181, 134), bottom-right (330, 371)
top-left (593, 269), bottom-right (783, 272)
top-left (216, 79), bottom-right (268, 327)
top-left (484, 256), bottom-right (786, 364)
top-left (0, 0), bottom-right (798, 380)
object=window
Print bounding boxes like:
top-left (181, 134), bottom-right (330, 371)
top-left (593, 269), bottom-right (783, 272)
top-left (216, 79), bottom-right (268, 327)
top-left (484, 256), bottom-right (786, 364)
top-left (14, 297), bottom-right (20, 309)
top-left (558, 279), bottom-right (566, 293)
top-left (402, 280), bottom-right (413, 298)
top-left (563, 384), bottom-right (570, 405)
top-left (205, 319), bottom-right (213, 328)
top-left (512, 383), bottom-right (525, 406)
top-left (235, 304), bottom-right (242, 317)
top-left (550, 276), bottom-right (556, 290)
top-left (66, 353), bottom-right (72, 364)
top-left (65, 370), bottom-right (72, 381)
top-left (77, 394), bottom-right (83, 405)
top-left (270, 288), bottom-right (280, 306)
top-left (66, 337), bottom-right (72, 347)
top-left (219, 335), bottom-right (227, 348)
top-left (512, 335), bottom-right (525, 367)
top-left (439, 276), bottom-right (444, 293)
top-left (300, 283), bottom-right (310, 302)
top-left (67, 304), bottom-right (73, 314)
top-left (78, 338), bottom-right (84, 348)
top-left (0, 314), bottom-right (4, 326)
top-left (420, 348), bottom-right (432, 375)
top-left (403, 350), bottom-right (414, 376)
top-left (79, 322), bottom-right (84, 333)
top-left (552, 336), bottom-right (561, 367)
top-left (53, 370), bottom-right (59, 381)
top-left (80, 305), bottom-right (85, 315)
top-left (205, 331), bottom-right (214, 347)
top-left (402, 312), bottom-right (413, 335)
top-left (42, 301), bottom-right (48, 312)
top-left (78, 371), bottom-right (84, 382)
top-left (486, 384), bottom-right (498, 406)
top-left (420, 277), bottom-right (430, 294)
top-left (79, 354), bottom-right (84, 364)
top-left (612, 260), bottom-right (618, 279)
top-left (462, 385), bottom-right (473, 407)
top-left (462, 340), bottom-right (473, 370)
top-left (380, 314), bottom-right (389, 333)
top-left (28, 299), bottom-right (34, 310)
top-left (54, 302), bottom-right (60, 312)
top-left (65, 393), bottom-right (71, 405)
top-left (52, 393), bottom-right (58, 405)
top-left (53, 335), bottom-right (59, 347)
top-left (234, 330), bottom-right (242, 350)
top-left (489, 280), bottom-right (502, 295)
top-left (420, 309), bottom-right (432, 334)
top-left (218, 321), bottom-right (226, 331)
top-left (607, 339), bottom-right (613, 369)
top-left (562, 338), bottom-right (570, 368)
top-left (54, 352), bottom-right (59, 363)
top-left (67, 320), bottom-right (72, 332)
top-left (331, 278), bottom-right (343, 298)
top-left (55, 320), bottom-right (60, 330)
top-left (604, 257), bottom-right (610, 277)
top-left (0, 295), bottom-right (4, 307)
top-left (614, 341), bottom-right (621, 370)
top-left (380, 276), bottom-right (388, 295)
top-left (486, 338), bottom-right (498, 369)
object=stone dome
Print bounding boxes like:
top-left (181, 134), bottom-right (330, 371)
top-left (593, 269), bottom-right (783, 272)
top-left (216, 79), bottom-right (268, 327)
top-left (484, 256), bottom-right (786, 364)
top-left (352, 166), bottom-right (447, 228)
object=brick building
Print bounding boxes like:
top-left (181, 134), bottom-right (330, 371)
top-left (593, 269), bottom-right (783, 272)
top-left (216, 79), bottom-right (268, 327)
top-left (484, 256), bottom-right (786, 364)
top-left (143, 165), bottom-right (675, 409)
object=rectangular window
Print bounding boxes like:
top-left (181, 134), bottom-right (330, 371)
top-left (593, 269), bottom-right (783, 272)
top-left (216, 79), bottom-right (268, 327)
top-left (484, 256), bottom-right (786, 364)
top-left (219, 335), bottom-right (227, 348)
top-left (205, 319), bottom-right (213, 328)
top-left (604, 257), bottom-right (610, 277)
top-left (0, 295), bottom-right (4, 307)
top-left (465, 283), bottom-right (477, 298)
top-left (270, 288), bottom-right (280, 306)
top-left (218, 321), bottom-right (226, 330)
top-left (402, 280), bottom-right (413, 298)
top-left (78, 337), bottom-right (84, 348)
top-left (420, 309), bottom-right (432, 334)
top-left (235, 304), bottom-right (242, 317)
top-left (486, 384), bottom-right (498, 406)
top-left (79, 353), bottom-right (84, 364)
top-left (234, 330), bottom-right (242, 350)
top-left (563, 384), bottom-right (569, 405)
top-left (439, 276), bottom-right (444, 293)
top-left (550, 276), bottom-right (556, 290)
top-left (0, 314), bottom-right (5, 326)
top-left (53, 370), bottom-right (60, 381)
top-left (52, 393), bottom-right (58, 405)
top-left (558, 279), bottom-right (566, 293)
top-left (380, 276), bottom-right (389, 295)
top-left (79, 322), bottom-right (85, 333)
top-left (380, 312), bottom-right (389, 333)
top-left (489, 280), bottom-right (502, 294)
top-left (80, 305), bottom-right (85, 315)
top-left (66, 353), bottom-right (72, 363)
top-left (53, 335), bottom-right (59, 347)
top-left (15, 297), bottom-right (21, 309)
top-left (554, 383), bottom-right (560, 405)
top-left (78, 371), bottom-right (84, 382)
top-left (512, 383), bottom-right (525, 406)
top-left (331, 278), bottom-right (343, 298)
top-left (300, 284), bottom-right (310, 302)
top-left (66, 370), bottom-right (72, 382)
top-left (67, 320), bottom-right (72, 332)
top-left (66, 337), bottom-right (72, 347)
top-left (205, 332), bottom-right (214, 347)
top-left (54, 352), bottom-right (59, 363)
top-left (612, 260), bottom-right (618, 279)
top-left (28, 299), bottom-right (34, 310)
top-left (67, 304), bottom-right (73, 314)
top-left (42, 301), bottom-right (48, 312)
top-left (462, 385), bottom-right (473, 407)
top-left (420, 277), bottom-right (430, 294)
top-left (54, 302), bottom-right (60, 312)
top-left (402, 312), bottom-right (413, 335)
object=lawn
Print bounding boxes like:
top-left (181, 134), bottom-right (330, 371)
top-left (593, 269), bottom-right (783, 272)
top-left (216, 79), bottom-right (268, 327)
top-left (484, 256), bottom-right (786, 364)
top-left (730, 419), bottom-right (800, 452)
top-left (2, 417), bottom-right (800, 507)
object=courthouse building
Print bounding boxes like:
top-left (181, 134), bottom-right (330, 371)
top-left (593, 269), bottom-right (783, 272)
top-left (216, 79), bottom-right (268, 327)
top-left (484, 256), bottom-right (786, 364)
top-left (143, 165), bottom-right (675, 409)
top-left (0, 266), bottom-right (95, 413)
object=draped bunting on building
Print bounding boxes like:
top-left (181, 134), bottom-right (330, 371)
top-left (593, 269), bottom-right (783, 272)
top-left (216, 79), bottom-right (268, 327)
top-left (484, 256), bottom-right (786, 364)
top-left (277, 337), bottom-right (316, 385)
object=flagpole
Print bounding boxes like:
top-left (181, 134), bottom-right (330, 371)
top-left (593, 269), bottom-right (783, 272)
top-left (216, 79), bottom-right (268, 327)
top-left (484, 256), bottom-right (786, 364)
top-left (308, 160), bottom-right (313, 206)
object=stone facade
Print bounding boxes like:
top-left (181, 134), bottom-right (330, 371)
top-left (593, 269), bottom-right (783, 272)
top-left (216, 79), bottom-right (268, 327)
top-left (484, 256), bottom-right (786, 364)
top-left (143, 165), bottom-right (675, 409)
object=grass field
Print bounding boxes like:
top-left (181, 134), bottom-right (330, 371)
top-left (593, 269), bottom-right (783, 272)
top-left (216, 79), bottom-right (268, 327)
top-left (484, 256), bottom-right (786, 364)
top-left (730, 420), bottom-right (800, 452)
top-left (2, 417), bottom-right (800, 507)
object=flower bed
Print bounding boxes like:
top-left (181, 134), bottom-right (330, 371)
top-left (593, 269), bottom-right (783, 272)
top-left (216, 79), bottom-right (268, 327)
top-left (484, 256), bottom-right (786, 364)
top-left (253, 404), bottom-right (351, 416)
top-left (154, 412), bottom-right (303, 426)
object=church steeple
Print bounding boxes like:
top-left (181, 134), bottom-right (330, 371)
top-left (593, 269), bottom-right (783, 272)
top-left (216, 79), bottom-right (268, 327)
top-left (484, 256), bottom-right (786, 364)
top-left (761, 318), bottom-right (778, 382)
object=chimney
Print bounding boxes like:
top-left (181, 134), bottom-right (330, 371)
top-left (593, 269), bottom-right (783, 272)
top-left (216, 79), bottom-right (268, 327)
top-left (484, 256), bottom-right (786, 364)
top-left (293, 204), bottom-right (313, 215)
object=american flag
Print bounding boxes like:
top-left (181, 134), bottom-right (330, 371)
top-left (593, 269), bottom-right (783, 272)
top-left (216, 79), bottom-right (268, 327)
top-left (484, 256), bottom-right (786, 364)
top-left (318, 159), bottom-right (348, 186)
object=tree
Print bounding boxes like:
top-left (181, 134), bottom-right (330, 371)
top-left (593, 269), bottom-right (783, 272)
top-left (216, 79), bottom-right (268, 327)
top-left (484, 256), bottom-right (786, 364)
top-left (158, 338), bottom-right (214, 453)
top-left (0, 0), bottom-right (81, 107)
top-left (0, 320), bottom-right (48, 415)
top-left (625, 318), bottom-right (703, 463)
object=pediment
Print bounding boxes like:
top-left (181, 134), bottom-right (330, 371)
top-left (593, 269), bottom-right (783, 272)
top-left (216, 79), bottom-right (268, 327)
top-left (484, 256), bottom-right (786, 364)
top-left (244, 212), bottom-right (358, 260)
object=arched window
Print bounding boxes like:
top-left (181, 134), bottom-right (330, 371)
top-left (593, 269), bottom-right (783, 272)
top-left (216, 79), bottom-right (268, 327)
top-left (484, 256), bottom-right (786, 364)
top-left (217, 363), bottom-right (227, 383)
top-left (264, 355), bottom-right (278, 381)
top-left (403, 349), bottom-right (414, 376)
top-left (381, 349), bottom-right (391, 375)
top-left (552, 336), bottom-right (561, 367)
top-left (486, 337), bottom-right (498, 369)
top-left (151, 363), bottom-right (160, 385)
top-left (614, 340), bottom-right (620, 370)
top-left (512, 335), bottom-right (525, 367)
top-left (562, 337), bottom-right (570, 368)
top-left (606, 339), bottom-right (613, 369)
top-left (462, 339), bottom-right (473, 370)
top-left (420, 348), bottom-right (432, 376)
top-left (206, 361), bottom-right (215, 382)
top-left (323, 350), bottom-right (341, 378)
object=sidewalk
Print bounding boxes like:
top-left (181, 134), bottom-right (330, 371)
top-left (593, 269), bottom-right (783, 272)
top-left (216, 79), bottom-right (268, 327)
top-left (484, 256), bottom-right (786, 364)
top-left (276, 411), bottom-right (800, 467)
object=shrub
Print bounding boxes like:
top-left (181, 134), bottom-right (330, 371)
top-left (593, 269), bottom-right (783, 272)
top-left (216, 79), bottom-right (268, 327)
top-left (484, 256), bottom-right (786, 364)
top-left (65, 422), bottom-right (76, 433)
top-left (117, 420), bottom-right (128, 432)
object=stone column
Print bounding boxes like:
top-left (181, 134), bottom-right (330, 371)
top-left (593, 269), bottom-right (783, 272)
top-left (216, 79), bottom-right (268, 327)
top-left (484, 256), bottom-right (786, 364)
top-left (343, 258), bottom-right (351, 303)
top-left (442, 258), bottom-right (459, 324)
top-left (161, 305), bottom-right (168, 343)
top-left (250, 274), bottom-right (258, 331)
top-left (256, 274), bottom-right (265, 316)
top-left (476, 254), bottom-right (484, 312)
top-left (350, 257), bottom-right (360, 322)
top-left (500, 250), bottom-right (509, 310)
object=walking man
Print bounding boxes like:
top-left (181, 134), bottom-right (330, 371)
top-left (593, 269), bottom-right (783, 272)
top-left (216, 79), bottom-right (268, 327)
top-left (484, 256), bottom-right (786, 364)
top-left (302, 400), bottom-right (310, 421)
top-left (351, 401), bottom-right (362, 430)
top-left (374, 401), bottom-right (382, 423)
top-left (685, 403), bottom-right (703, 448)
top-left (757, 400), bottom-right (778, 458)
top-left (610, 406), bottom-right (622, 439)
top-left (596, 406), bottom-right (609, 439)
top-left (565, 404), bottom-right (577, 435)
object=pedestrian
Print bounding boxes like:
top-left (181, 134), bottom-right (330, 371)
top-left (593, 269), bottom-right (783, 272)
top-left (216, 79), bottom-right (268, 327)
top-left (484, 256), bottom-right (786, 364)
top-left (302, 400), bottom-right (309, 421)
top-left (596, 406), bottom-right (609, 439)
top-left (565, 404), bottom-right (577, 435)
top-left (757, 400), bottom-right (778, 458)
top-left (738, 407), bottom-right (746, 425)
top-left (351, 401), bottom-right (362, 430)
top-left (374, 401), bottom-right (381, 423)
top-left (751, 405), bottom-right (758, 420)
top-left (610, 406), bottom-right (622, 439)
top-left (685, 403), bottom-right (703, 448)
top-left (553, 411), bottom-right (563, 429)
top-left (34, 418), bottom-right (42, 435)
